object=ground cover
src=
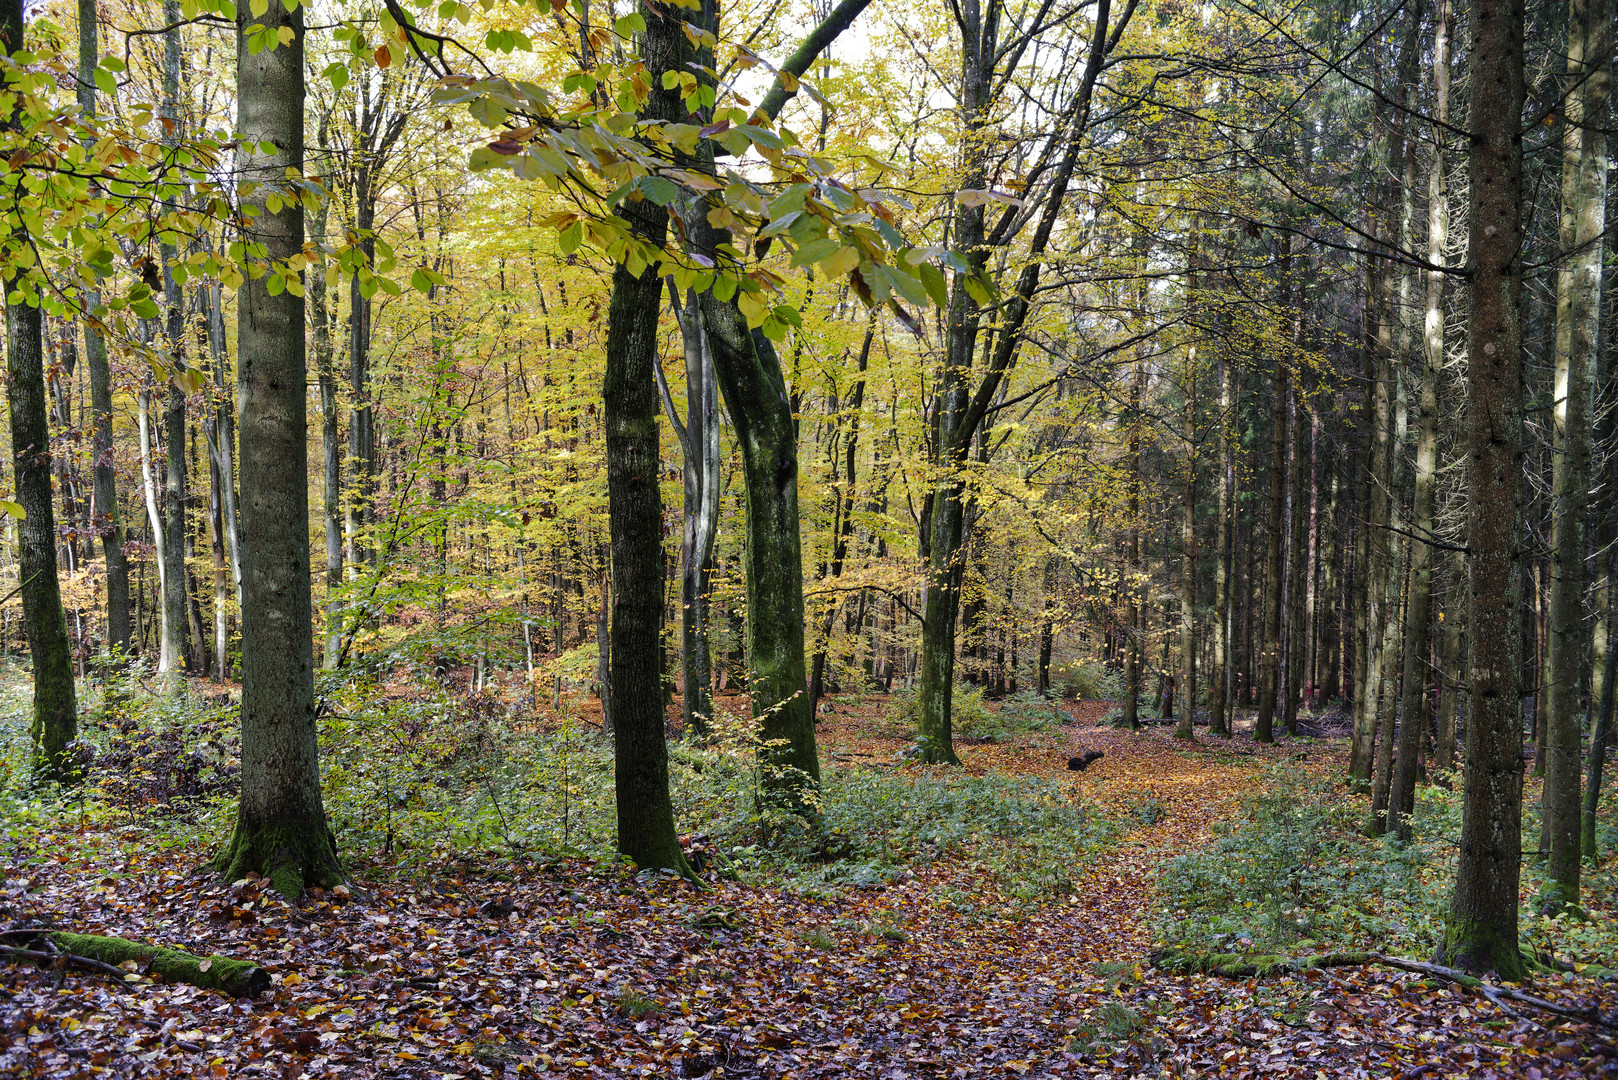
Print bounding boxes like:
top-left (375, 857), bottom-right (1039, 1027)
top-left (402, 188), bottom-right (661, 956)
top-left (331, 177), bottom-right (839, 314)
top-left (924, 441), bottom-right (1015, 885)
top-left (3, 676), bottom-right (1617, 1078)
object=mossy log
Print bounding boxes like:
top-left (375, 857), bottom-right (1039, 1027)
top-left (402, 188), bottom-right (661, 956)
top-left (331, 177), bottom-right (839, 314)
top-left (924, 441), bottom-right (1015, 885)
top-left (1150, 948), bottom-right (1371, 979)
top-left (1150, 948), bottom-right (1613, 1028)
top-left (43, 932), bottom-right (270, 997)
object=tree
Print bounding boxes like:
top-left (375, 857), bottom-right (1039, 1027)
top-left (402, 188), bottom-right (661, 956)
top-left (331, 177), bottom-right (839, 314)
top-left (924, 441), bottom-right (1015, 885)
top-left (213, 0), bottom-right (341, 898)
top-left (3, 0), bottom-right (78, 784)
top-left (1440, 0), bottom-right (1527, 981)
top-left (1542, 0), bottom-right (1612, 910)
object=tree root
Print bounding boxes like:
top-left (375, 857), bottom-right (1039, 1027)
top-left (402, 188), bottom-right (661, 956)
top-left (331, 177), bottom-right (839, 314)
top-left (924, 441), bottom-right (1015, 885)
top-left (1149, 947), bottom-right (1614, 1029)
top-left (2, 929), bottom-right (270, 997)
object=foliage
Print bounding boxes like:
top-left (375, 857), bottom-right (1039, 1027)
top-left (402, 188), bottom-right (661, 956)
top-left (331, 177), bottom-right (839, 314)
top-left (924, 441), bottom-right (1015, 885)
top-left (1056, 662), bottom-right (1125, 701)
top-left (1154, 766), bottom-right (1444, 956)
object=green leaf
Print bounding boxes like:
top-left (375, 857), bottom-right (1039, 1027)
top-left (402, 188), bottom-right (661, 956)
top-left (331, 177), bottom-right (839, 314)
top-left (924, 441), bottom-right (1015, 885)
top-left (558, 222), bottom-right (584, 253)
top-left (410, 268), bottom-right (433, 293)
top-left (94, 68), bottom-right (116, 95)
top-left (767, 185), bottom-right (808, 219)
top-left (325, 62), bottom-right (349, 92)
top-left (0, 500), bottom-right (23, 520)
top-left (613, 12), bottom-right (646, 35)
top-left (633, 175), bottom-right (680, 206)
top-left (713, 274), bottom-right (738, 303)
top-left (918, 262), bottom-right (948, 310)
top-left (771, 304), bottom-right (802, 327)
top-left (249, 0), bottom-right (268, 17)
top-left (790, 237), bottom-right (839, 267)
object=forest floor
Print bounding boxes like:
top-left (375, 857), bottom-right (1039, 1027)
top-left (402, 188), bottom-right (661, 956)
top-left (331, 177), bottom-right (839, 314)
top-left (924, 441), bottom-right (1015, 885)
top-left (4, 688), bottom-right (1618, 1078)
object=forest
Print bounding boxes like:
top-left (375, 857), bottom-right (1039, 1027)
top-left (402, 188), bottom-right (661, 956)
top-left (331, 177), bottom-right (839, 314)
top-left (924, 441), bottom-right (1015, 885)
top-left (2, 0), bottom-right (1618, 1073)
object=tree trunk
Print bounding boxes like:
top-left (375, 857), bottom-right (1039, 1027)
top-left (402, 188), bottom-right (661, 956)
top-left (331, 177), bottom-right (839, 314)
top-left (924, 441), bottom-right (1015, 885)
top-left (1256, 347), bottom-right (1287, 743)
top-left (601, 0), bottom-right (694, 873)
top-left (1176, 340), bottom-right (1196, 740)
top-left (75, 0), bottom-right (129, 663)
top-left (213, 1), bottom-right (340, 899)
top-left (1543, 0), bottom-right (1610, 908)
top-left (159, 0), bottom-right (190, 681)
top-left (1441, 0), bottom-right (1527, 981)
top-left (1388, 0), bottom-right (1449, 838)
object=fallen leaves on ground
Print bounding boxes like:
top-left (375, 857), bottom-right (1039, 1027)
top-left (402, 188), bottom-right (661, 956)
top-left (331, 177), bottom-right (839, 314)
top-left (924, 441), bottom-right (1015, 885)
top-left (4, 698), bottom-right (1616, 1078)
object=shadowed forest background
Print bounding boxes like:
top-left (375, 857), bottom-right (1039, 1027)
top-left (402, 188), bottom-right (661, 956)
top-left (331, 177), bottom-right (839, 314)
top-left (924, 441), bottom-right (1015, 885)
top-left (2, 0), bottom-right (1618, 1074)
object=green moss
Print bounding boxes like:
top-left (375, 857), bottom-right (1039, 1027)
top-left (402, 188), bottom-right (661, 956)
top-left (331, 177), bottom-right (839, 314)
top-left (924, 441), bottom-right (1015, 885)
top-left (1438, 919), bottom-right (1527, 982)
top-left (213, 818), bottom-right (342, 900)
top-left (46, 932), bottom-right (269, 997)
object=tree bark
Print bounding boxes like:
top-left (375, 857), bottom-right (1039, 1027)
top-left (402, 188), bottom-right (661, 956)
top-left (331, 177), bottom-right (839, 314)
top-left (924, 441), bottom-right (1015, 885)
top-left (3, 0), bottom-right (77, 783)
top-left (214, 0), bottom-right (340, 899)
top-left (1440, 0), bottom-right (1527, 981)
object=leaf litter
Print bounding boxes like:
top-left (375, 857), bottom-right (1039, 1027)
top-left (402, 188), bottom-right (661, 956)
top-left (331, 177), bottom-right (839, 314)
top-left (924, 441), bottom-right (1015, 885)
top-left (4, 697), bottom-right (1616, 1078)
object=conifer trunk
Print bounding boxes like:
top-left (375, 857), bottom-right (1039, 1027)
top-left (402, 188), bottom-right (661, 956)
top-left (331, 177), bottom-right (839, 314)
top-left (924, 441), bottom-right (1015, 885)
top-left (1543, 0), bottom-right (1610, 908)
top-left (1442, 0), bottom-right (1527, 981)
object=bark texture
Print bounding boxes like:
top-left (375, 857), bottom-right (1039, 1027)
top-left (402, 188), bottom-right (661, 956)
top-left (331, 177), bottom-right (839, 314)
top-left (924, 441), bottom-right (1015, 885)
top-left (1441, 0), bottom-right (1527, 981)
top-left (215, 0), bottom-right (340, 899)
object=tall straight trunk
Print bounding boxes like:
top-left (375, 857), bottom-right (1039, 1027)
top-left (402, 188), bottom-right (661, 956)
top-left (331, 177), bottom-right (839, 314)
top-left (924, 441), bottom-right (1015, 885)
top-left (213, 1), bottom-right (340, 898)
top-left (309, 122), bottom-right (343, 671)
top-left (159, 0), bottom-right (190, 679)
top-left (1177, 342), bottom-right (1196, 739)
top-left (1584, 521), bottom-right (1617, 858)
top-left (1543, 0), bottom-right (1611, 907)
top-left (137, 385), bottom-right (173, 670)
top-left (660, 282), bottom-right (723, 737)
top-left (702, 300), bottom-right (823, 803)
top-left (1209, 344), bottom-right (1232, 736)
top-left (1303, 408), bottom-right (1320, 704)
top-left (1122, 359), bottom-right (1143, 730)
top-left (1441, 0), bottom-right (1527, 981)
top-left (1389, 0), bottom-right (1448, 837)
top-left (75, 0), bottom-right (129, 660)
top-left (1284, 377), bottom-right (1306, 734)
top-left (3, 0), bottom-right (77, 777)
top-left (1256, 348), bottom-right (1287, 743)
top-left (808, 328), bottom-right (872, 718)
top-left (600, 0), bottom-right (693, 872)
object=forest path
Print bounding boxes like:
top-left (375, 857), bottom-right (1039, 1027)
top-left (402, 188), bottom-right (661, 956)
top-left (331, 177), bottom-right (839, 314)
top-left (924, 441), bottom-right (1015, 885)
top-left (6, 699), bottom-right (1613, 1078)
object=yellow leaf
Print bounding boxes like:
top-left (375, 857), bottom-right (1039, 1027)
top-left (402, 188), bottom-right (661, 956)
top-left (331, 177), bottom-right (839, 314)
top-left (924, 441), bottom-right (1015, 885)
top-left (820, 246), bottom-right (860, 278)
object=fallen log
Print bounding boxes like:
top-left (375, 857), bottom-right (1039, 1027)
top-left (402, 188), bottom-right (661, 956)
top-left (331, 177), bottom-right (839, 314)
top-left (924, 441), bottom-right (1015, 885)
top-left (2, 930), bottom-right (270, 998)
top-left (1149, 947), bottom-right (1614, 1029)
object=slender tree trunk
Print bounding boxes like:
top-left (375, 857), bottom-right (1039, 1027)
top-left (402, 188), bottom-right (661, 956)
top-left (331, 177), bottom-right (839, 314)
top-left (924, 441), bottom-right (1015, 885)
top-left (1256, 346), bottom-right (1287, 743)
top-left (1441, 0), bottom-right (1527, 981)
top-left (1543, 0), bottom-right (1611, 908)
top-left (214, 1), bottom-right (340, 898)
top-left (1584, 530), bottom-right (1617, 859)
top-left (1389, 0), bottom-right (1449, 838)
top-left (1177, 341), bottom-right (1196, 739)
top-left (75, 0), bottom-right (129, 662)
top-left (159, 0), bottom-right (190, 680)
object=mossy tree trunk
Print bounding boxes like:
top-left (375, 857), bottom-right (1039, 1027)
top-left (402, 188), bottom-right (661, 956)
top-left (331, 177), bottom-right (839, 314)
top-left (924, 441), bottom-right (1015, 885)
top-left (600, 0), bottom-right (693, 874)
top-left (3, 0), bottom-right (77, 784)
top-left (214, 0), bottom-right (340, 899)
top-left (1440, 0), bottom-right (1527, 982)
top-left (702, 298), bottom-right (824, 805)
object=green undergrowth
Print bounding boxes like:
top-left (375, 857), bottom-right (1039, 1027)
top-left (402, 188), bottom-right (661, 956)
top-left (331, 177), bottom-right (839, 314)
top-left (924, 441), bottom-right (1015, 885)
top-left (3, 664), bottom-right (1119, 916)
top-left (1154, 764), bottom-right (1618, 973)
top-left (888, 686), bottom-right (1066, 745)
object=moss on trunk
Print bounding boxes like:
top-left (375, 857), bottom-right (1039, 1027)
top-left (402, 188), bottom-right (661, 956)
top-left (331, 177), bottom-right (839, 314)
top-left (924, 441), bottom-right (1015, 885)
top-left (45, 932), bottom-right (270, 997)
top-left (213, 820), bottom-right (341, 900)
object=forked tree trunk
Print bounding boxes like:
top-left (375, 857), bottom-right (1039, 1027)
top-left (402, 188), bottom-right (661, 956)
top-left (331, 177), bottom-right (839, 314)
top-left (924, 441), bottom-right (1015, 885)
top-left (1441, 0), bottom-right (1527, 981)
top-left (213, 0), bottom-right (340, 899)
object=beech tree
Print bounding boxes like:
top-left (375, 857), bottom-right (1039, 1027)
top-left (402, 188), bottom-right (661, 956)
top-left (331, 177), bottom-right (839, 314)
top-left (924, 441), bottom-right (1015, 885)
top-left (213, 0), bottom-right (342, 897)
